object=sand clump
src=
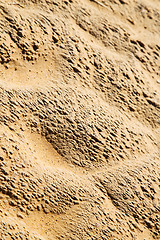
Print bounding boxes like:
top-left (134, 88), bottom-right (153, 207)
top-left (0, 0), bottom-right (160, 239)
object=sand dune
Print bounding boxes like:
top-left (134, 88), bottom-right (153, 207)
top-left (0, 0), bottom-right (160, 239)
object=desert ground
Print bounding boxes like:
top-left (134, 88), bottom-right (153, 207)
top-left (0, 0), bottom-right (160, 239)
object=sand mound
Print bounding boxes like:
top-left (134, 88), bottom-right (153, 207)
top-left (0, 0), bottom-right (160, 239)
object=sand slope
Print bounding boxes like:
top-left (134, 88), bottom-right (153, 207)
top-left (0, 0), bottom-right (160, 239)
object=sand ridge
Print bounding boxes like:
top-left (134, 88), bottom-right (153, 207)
top-left (0, 0), bottom-right (160, 239)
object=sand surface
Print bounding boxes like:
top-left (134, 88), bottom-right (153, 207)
top-left (0, 0), bottom-right (160, 239)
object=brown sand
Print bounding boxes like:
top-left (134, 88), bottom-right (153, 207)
top-left (0, 0), bottom-right (160, 239)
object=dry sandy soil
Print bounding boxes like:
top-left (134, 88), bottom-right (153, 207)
top-left (0, 0), bottom-right (160, 239)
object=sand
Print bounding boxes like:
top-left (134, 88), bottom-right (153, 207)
top-left (0, 0), bottom-right (160, 239)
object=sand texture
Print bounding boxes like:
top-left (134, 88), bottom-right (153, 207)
top-left (0, 0), bottom-right (160, 239)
